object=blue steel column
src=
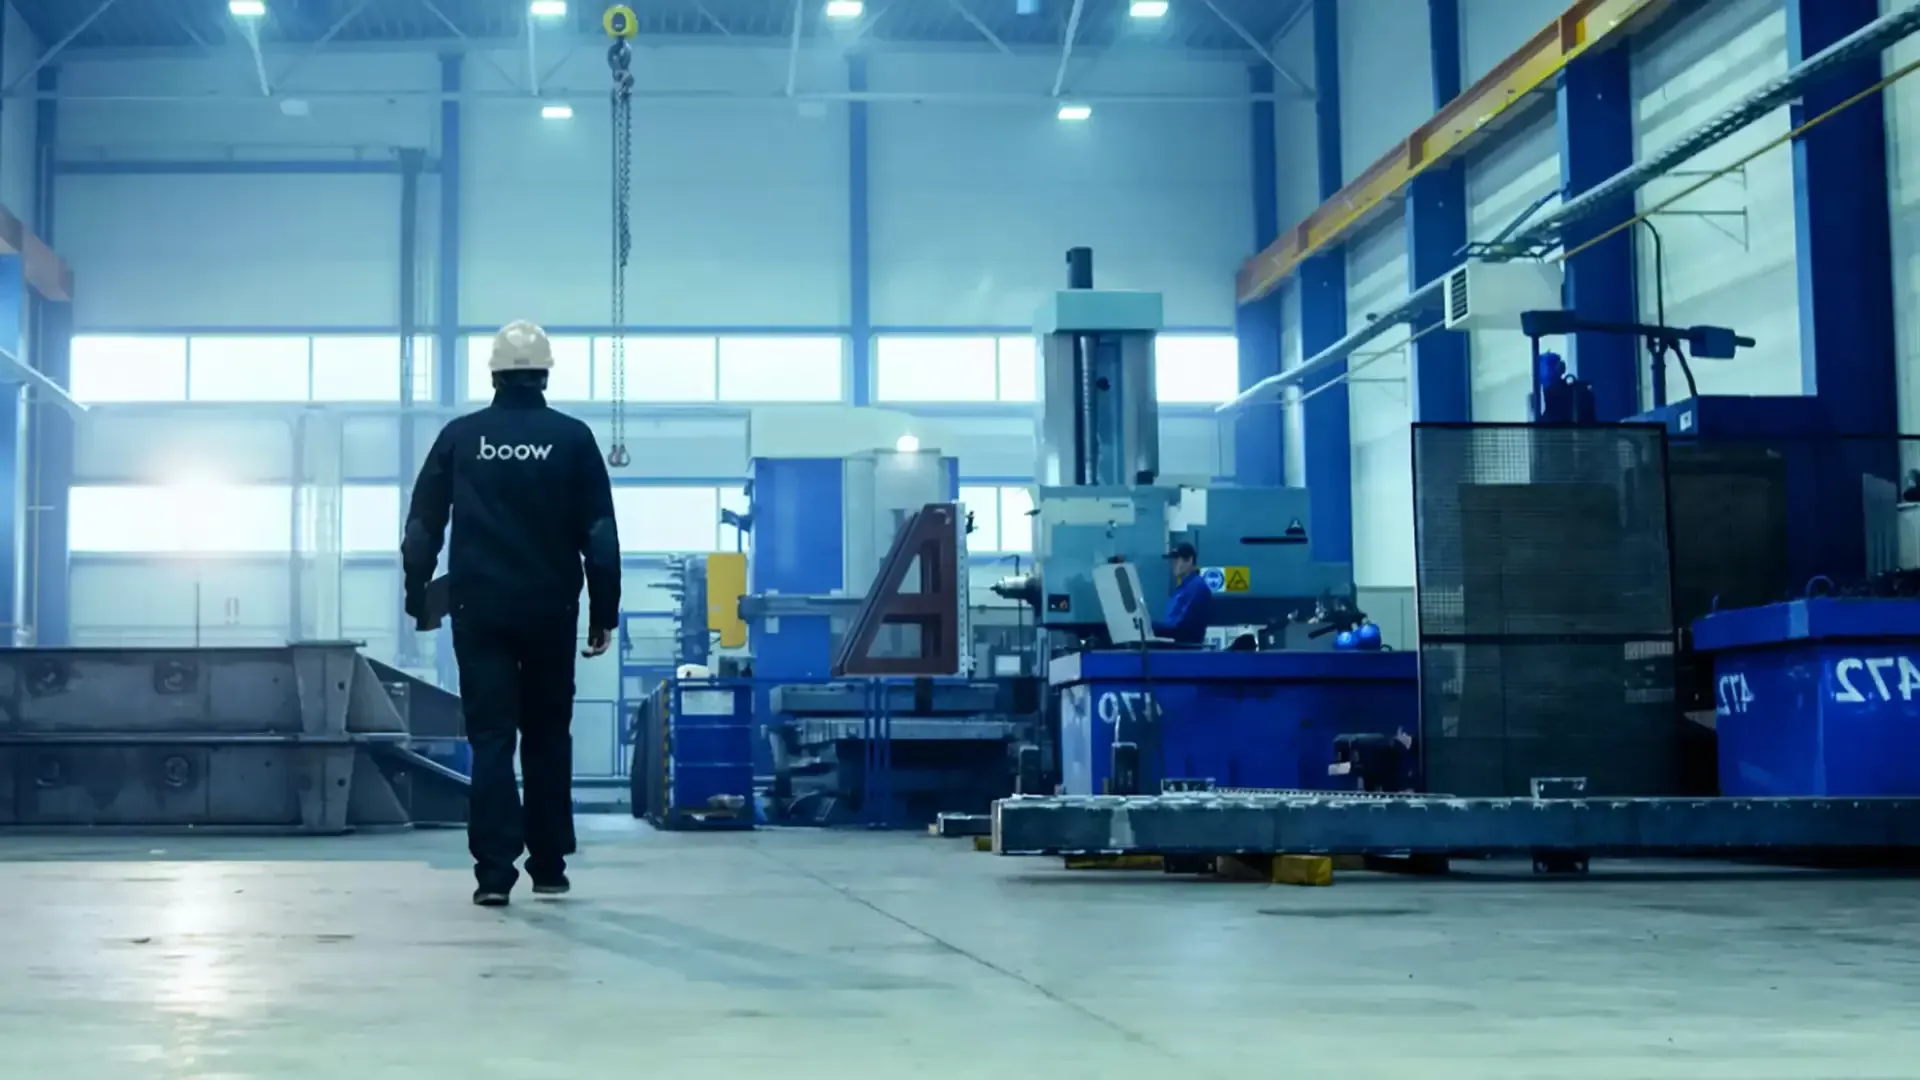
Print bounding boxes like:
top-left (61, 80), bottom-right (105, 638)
top-left (1406, 0), bottom-right (1470, 422)
top-left (29, 301), bottom-right (70, 644)
top-left (1789, 0), bottom-right (1897, 442)
top-left (0, 255), bottom-right (23, 638)
top-left (1234, 63), bottom-right (1284, 486)
top-left (1556, 47), bottom-right (1638, 420)
top-left (1300, 0), bottom-right (1350, 562)
top-left (433, 54), bottom-right (462, 688)
top-left (847, 55), bottom-right (872, 406)
top-left (30, 68), bottom-right (69, 645)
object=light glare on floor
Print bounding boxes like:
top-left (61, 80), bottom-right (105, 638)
top-left (824, 1), bottom-right (864, 19)
top-left (528, 0), bottom-right (567, 16)
top-left (1057, 104), bottom-right (1093, 122)
top-left (228, 0), bottom-right (266, 17)
top-left (1130, 1), bottom-right (1169, 17)
top-left (541, 103), bottom-right (574, 120)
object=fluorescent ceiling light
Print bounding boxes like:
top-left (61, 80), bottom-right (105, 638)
top-left (824, 1), bottom-right (864, 19)
top-left (1057, 104), bottom-right (1093, 122)
top-left (228, 0), bottom-right (267, 17)
top-left (529, 0), bottom-right (567, 16)
top-left (1130, 1), bottom-right (1169, 17)
top-left (541, 103), bottom-right (574, 120)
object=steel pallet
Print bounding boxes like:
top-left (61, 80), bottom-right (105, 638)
top-left (991, 793), bottom-right (1920, 858)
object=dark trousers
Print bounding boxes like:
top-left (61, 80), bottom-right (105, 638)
top-left (451, 616), bottom-right (578, 892)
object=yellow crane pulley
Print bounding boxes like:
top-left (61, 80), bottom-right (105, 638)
top-left (602, 5), bottom-right (637, 468)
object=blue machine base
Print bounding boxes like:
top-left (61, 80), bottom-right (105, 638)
top-left (1694, 599), bottom-right (1920, 798)
top-left (1049, 649), bottom-right (1420, 796)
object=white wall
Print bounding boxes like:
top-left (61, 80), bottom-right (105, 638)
top-left (1630, 0), bottom-right (1800, 404)
top-left (1883, 0), bottom-right (1920, 457)
top-left (1464, 114), bottom-right (1561, 421)
top-left (1337, 2), bottom-right (1431, 185)
top-left (870, 50), bottom-right (1252, 328)
top-left (1345, 219), bottom-right (1413, 590)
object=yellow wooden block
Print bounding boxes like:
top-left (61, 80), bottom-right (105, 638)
top-left (1273, 854), bottom-right (1334, 886)
top-left (972, 835), bottom-right (993, 852)
top-left (1063, 854), bottom-right (1164, 871)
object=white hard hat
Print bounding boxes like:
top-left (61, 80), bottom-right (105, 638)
top-left (489, 320), bottom-right (555, 373)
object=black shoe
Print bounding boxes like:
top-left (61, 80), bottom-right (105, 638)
top-left (472, 889), bottom-right (510, 907)
top-left (530, 874), bottom-right (571, 897)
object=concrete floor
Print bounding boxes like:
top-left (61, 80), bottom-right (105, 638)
top-left (5, 818), bottom-right (1919, 1079)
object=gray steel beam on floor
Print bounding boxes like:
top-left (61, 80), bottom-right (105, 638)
top-left (992, 793), bottom-right (1920, 856)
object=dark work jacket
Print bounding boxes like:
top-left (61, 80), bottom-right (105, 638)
top-left (402, 384), bottom-right (622, 631)
top-left (1154, 571), bottom-right (1214, 645)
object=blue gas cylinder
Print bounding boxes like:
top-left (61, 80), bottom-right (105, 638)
top-left (1354, 623), bottom-right (1383, 651)
top-left (1334, 630), bottom-right (1357, 651)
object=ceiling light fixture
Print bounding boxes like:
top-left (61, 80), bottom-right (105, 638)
top-left (1130, 1), bottom-right (1170, 18)
top-left (529, 0), bottom-right (567, 16)
top-left (824, 1), bottom-right (864, 19)
top-left (228, 0), bottom-right (267, 17)
top-left (1057, 104), bottom-right (1093, 122)
top-left (541, 103), bottom-right (575, 120)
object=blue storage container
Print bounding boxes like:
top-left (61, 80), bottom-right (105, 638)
top-left (1050, 650), bottom-right (1419, 795)
top-left (1693, 598), bottom-right (1920, 797)
top-left (634, 681), bottom-right (755, 830)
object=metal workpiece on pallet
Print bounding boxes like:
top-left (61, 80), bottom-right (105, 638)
top-left (0, 643), bottom-right (464, 834)
top-left (991, 793), bottom-right (1920, 857)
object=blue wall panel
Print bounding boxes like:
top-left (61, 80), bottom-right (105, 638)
top-left (1407, 0), bottom-right (1470, 423)
top-left (1302, 0), bottom-right (1350, 561)
top-left (1557, 47), bottom-right (1638, 421)
top-left (1788, 0), bottom-right (1897, 449)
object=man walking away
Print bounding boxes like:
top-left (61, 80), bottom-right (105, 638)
top-left (402, 320), bottom-right (623, 907)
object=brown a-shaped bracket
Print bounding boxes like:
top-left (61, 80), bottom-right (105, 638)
top-left (832, 502), bottom-right (963, 677)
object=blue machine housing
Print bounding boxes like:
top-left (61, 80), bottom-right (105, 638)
top-left (1170, 486), bottom-right (1353, 624)
top-left (1693, 598), bottom-right (1920, 797)
top-left (1050, 649), bottom-right (1419, 795)
top-left (1638, 395), bottom-right (1899, 591)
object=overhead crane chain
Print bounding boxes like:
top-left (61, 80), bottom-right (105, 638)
top-left (604, 5), bottom-right (638, 469)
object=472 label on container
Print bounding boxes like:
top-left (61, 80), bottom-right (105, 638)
top-left (1831, 656), bottom-right (1920, 704)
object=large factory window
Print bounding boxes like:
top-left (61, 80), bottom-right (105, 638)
top-left (1154, 334), bottom-right (1239, 404)
top-left (595, 336), bottom-right (718, 402)
top-left (71, 334), bottom-right (437, 405)
top-left (613, 486), bottom-right (725, 552)
top-left (718, 336), bottom-right (843, 402)
top-left (959, 486), bottom-right (1035, 553)
top-left (187, 337), bottom-right (311, 401)
top-left (338, 485), bottom-right (401, 554)
top-left (876, 337), bottom-right (998, 402)
top-left (873, 335), bottom-right (1037, 403)
top-left (70, 484), bottom-right (294, 554)
top-left (310, 337), bottom-right (437, 403)
top-left (70, 335), bottom-right (190, 402)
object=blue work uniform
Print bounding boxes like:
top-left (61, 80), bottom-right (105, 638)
top-left (1154, 571), bottom-right (1214, 644)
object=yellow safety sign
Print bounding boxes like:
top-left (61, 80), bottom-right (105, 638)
top-left (1222, 566), bottom-right (1251, 593)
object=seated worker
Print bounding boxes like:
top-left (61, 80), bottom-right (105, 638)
top-left (1154, 542), bottom-right (1213, 645)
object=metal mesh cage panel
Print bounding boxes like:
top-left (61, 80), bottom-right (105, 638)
top-left (1413, 424), bottom-right (1680, 797)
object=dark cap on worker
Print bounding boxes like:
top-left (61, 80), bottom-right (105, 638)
top-left (1165, 542), bottom-right (1198, 561)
